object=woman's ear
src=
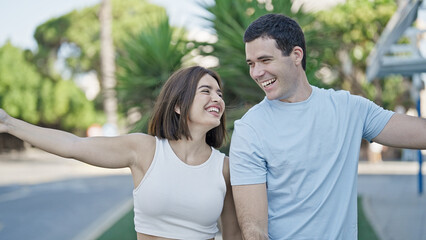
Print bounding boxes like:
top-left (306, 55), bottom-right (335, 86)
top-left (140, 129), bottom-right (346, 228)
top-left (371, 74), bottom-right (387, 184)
top-left (175, 105), bottom-right (181, 115)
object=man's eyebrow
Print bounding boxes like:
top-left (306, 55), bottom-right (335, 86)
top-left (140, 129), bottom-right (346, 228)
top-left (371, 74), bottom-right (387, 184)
top-left (246, 55), bottom-right (273, 62)
top-left (257, 55), bottom-right (273, 60)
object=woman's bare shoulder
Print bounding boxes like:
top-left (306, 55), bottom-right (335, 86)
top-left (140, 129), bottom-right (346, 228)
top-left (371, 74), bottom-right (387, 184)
top-left (126, 133), bottom-right (156, 152)
top-left (127, 132), bottom-right (155, 142)
top-left (126, 133), bottom-right (157, 173)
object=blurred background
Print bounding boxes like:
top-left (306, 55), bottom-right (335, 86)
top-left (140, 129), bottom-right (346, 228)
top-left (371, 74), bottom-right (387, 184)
top-left (0, 0), bottom-right (425, 239)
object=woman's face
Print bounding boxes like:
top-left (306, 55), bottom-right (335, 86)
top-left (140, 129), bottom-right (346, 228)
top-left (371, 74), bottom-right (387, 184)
top-left (187, 74), bottom-right (225, 131)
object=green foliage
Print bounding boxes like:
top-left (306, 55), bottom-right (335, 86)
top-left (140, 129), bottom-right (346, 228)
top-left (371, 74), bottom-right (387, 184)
top-left (0, 42), bottom-right (42, 123)
top-left (315, 0), bottom-right (396, 72)
top-left (313, 0), bottom-right (408, 109)
top-left (0, 42), bottom-right (99, 132)
top-left (32, 0), bottom-right (166, 78)
top-left (116, 13), bottom-right (195, 132)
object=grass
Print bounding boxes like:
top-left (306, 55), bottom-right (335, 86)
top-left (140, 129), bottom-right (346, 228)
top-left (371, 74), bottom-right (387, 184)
top-left (97, 198), bottom-right (379, 240)
top-left (358, 196), bottom-right (380, 240)
top-left (96, 209), bottom-right (136, 240)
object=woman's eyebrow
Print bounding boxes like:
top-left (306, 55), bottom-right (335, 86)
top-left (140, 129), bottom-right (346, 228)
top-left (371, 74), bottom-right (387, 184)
top-left (198, 85), bottom-right (222, 93)
top-left (198, 85), bottom-right (212, 89)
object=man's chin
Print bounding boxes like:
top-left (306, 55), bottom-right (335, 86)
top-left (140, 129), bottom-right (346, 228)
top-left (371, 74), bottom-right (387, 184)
top-left (265, 94), bottom-right (279, 101)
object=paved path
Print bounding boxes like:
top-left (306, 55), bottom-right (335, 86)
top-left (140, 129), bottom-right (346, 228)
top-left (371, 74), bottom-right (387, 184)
top-left (0, 149), bottom-right (134, 240)
top-left (358, 174), bottom-right (426, 240)
top-left (0, 175), bottom-right (134, 240)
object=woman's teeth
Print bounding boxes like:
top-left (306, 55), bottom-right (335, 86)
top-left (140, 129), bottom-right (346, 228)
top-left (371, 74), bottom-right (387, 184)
top-left (207, 107), bottom-right (219, 113)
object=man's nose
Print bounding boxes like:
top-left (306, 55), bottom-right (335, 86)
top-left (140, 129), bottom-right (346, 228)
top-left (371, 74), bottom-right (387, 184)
top-left (251, 65), bottom-right (265, 79)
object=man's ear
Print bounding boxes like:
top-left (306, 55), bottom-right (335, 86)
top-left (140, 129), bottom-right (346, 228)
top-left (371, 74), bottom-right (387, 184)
top-left (292, 46), bottom-right (303, 66)
top-left (175, 105), bottom-right (181, 115)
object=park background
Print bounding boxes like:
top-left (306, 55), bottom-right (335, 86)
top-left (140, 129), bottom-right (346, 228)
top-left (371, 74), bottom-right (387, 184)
top-left (0, 0), bottom-right (425, 239)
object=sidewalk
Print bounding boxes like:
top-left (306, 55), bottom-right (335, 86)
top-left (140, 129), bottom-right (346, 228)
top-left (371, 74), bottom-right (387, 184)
top-left (0, 148), bottom-right (134, 240)
top-left (358, 161), bottom-right (426, 240)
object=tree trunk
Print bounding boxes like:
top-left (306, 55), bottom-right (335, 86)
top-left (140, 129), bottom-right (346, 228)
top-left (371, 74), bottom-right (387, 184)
top-left (99, 0), bottom-right (118, 135)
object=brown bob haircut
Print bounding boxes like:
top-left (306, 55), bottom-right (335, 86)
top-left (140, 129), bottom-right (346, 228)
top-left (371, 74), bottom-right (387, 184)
top-left (148, 66), bottom-right (226, 148)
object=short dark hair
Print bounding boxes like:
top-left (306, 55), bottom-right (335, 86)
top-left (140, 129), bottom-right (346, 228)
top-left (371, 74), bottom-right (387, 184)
top-left (148, 66), bottom-right (226, 148)
top-left (244, 13), bottom-right (306, 70)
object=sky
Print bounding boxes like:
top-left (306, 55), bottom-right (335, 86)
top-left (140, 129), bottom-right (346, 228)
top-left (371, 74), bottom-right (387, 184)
top-left (1, 0), bottom-right (425, 52)
top-left (0, 0), bottom-right (214, 50)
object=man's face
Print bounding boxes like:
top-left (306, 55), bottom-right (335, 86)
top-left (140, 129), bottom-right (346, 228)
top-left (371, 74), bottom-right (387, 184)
top-left (245, 37), bottom-right (299, 102)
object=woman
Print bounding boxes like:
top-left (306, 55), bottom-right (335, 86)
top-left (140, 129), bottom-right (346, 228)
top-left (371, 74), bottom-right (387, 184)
top-left (0, 66), bottom-right (242, 239)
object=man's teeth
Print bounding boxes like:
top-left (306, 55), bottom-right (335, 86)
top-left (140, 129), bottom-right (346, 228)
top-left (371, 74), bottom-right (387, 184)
top-left (207, 107), bottom-right (219, 113)
top-left (261, 78), bottom-right (276, 87)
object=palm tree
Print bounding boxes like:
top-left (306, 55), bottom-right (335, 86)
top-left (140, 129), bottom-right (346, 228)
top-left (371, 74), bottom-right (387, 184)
top-left (117, 13), bottom-right (195, 132)
top-left (99, 0), bottom-right (118, 135)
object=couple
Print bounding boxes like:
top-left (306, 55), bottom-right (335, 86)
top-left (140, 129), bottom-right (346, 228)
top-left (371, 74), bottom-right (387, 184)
top-left (2, 14), bottom-right (426, 240)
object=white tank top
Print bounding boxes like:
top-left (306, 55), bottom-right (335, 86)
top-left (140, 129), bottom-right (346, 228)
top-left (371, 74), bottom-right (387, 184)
top-left (133, 137), bottom-right (226, 239)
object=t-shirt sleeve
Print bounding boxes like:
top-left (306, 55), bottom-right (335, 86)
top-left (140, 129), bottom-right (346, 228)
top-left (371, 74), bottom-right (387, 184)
top-left (229, 120), bottom-right (267, 186)
top-left (358, 96), bottom-right (395, 142)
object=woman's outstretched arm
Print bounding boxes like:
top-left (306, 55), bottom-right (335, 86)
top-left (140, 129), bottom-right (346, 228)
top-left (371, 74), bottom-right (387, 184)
top-left (0, 108), bottom-right (149, 169)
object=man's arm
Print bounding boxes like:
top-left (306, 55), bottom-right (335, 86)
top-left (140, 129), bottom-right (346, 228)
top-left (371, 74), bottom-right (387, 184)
top-left (232, 183), bottom-right (268, 240)
top-left (373, 113), bottom-right (426, 149)
top-left (220, 157), bottom-right (242, 240)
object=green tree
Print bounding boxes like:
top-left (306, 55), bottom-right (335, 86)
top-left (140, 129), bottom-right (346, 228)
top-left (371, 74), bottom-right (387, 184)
top-left (32, 0), bottom-right (166, 79)
top-left (0, 42), bottom-right (42, 123)
top-left (314, 0), bottom-right (405, 110)
top-left (116, 13), bottom-right (195, 132)
top-left (27, 0), bottom-right (169, 131)
top-left (100, 0), bottom-right (119, 132)
top-left (0, 42), bottom-right (99, 132)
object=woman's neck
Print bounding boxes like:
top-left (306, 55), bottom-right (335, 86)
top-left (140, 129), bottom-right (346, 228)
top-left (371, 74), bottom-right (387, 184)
top-left (168, 137), bottom-right (211, 166)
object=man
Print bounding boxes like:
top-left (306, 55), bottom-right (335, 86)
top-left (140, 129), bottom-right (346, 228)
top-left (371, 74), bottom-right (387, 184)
top-left (229, 13), bottom-right (426, 239)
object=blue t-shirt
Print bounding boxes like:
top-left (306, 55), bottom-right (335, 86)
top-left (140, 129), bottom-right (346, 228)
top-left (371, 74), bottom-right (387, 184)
top-left (230, 86), bottom-right (394, 239)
